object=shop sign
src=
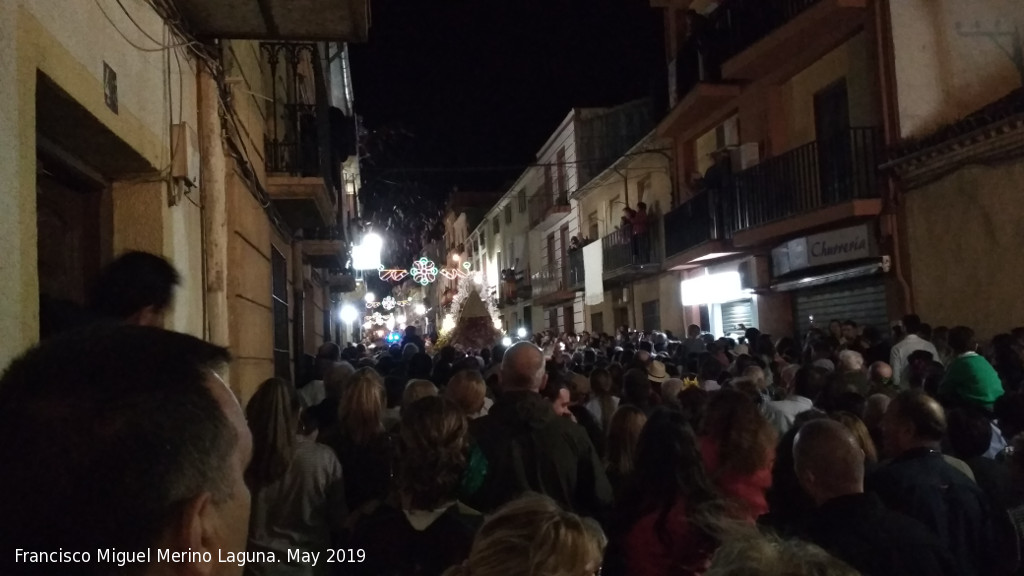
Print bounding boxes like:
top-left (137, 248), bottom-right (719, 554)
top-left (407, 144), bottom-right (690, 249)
top-left (772, 224), bottom-right (876, 276)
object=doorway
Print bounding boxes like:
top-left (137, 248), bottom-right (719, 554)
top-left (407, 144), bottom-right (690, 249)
top-left (813, 78), bottom-right (851, 206)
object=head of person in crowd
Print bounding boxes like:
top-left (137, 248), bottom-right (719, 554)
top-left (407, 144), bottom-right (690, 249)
top-left (837, 350), bottom-right (865, 374)
top-left (902, 314), bottom-right (924, 336)
top-left (765, 410), bottom-right (828, 530)
top-left (863, 393), bottom-right (891, 453)
top-left (661, 378), bottom-right (685, 407)
top-left (446, 369), bottom-right (488, 418)
top-left (622, 368), bottom-right (653, 411)
top-left (315, 342), bottom-right (341, 379)
top-left (246, 377), bottom-right (300, 490)
top-left (881, 390), bottom-right (946, 459)
top-left (702, 389), bottom-right (777, 483)
top-left (793, 366), bottom-right (828, 402)
top-left (945, 406), bottom-right (993, 462)
top-left (403, 379), bottom-right (439, 411)
top-left (828, 320), bottom-right (843, 341)
top-left (706, 528), bottom-right (859, 576)
top-left (443, 495), bottom-right (605, 576)
top-left (89, 250), bottom-right (181, 327)
top-left (323, 360), bottom-right (356, 399)
top-left (733, 365), bottom-right (767, 400)
top-left (402, 342), bottom-right (420, 362)
top-left (868, 361), bottom-right (893, 392)
top-left (840, 320), bottom-right (858, 343)
top-left (794, 419), bottom-right (866, 506)
top-left (490, 343), bottom-right (507, 366)
top-left (647, 360), bottom-right (668, 387)
top-left (828, 411), bottom-right (878, 464)
top-left (948, 325), bottom-right (979, 356)
top-left (678, 386), bottom-right (710, 428)
top-left (589, 367), bottom-right (617, 428)
top-left (688, 324), bottom-right (702, 339)
top-left (619, 408), bottom-right (721, 533)
top-left (501, 342), bottom-right (548, 393)
top-left (0, 325), bottom-right (248, 576)
top-left (540, 372), bottom-right (572, 418)
top-left (779, 364), bottom-right (801, 394)
top-left (398, 396), bottom-right (469, 511)
top-left (409, 352), bottom-right (433, 380)
top-left (605, 405), bottom-right (648, 480)
top-left (339, 367), bottom-right (386, 445)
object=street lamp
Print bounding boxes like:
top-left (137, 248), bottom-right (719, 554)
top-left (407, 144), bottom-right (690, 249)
top-left (414, 303), bottom-right (426, 315)
top-left (365, 292), bottom-right (376, 303)
top-left (502, 336), bottom-right (512, 347)
top-left (339, 305), bottom-right (358, 324)
top-left (453, 253), bottom-right (461, 263)
top-left (517, 327), bottom-right (527, 339)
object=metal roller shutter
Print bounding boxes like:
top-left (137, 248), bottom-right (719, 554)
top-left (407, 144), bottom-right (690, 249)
top-left (721, 299), bottom-right (754, 338)
top-left (794, 278), bottom-right (887, 338)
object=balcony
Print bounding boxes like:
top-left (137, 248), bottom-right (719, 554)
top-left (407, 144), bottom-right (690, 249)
top-left (717, 0), bottom-right (868, 83)
top-left (300, 228), bottom-right (346, 270)
top-left (529, 191), bottom-right (572, 230)
top-left (657, 37), bottom-right (741, 142)
top-left (729, 127), bottom-right (883, 247)
top-left (567, 249), bottom-right (585, 291)
top-left (169, 0), bottom-right (369, 41)
top-left (532, 264), bottom-right (576, 306)
top-left (263, 43), bottom-right (338, 231)
top-left (663, 190), bottom-right (737, 270)
top-left (602, 221), bottom-right (662, 285)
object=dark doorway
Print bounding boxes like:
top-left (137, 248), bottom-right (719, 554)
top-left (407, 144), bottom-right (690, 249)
top-left (36, 151), bottom-right (109, 337)
top-left (814, 78), bottom-right (851, 206)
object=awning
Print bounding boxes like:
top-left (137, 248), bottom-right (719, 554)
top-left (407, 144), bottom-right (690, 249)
top-left (771, 257), bottom-right (889, 292)
top-left (171, 0), bottom-right (369, 41)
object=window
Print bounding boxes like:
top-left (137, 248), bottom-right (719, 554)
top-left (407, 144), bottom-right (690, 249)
top-left (591, 312), bottom-right (604, 334)
top-left (637, 176), bottom-right (650, 204)
top-left (504, 204), bottom-right (512, 224)
top-left (272, 246), bottom-right (290, 380)
top-left (563, 305), bottom-right (574, 332)
top-left (548, 309), bottom-right (559, 331)
top-left (544, 165), bottom-right (553, 198)
top-left (556, 148), bottom-right (566, 199)
top-left (642, 300), bottom-right (660, 332)
top-left (517, 189), bottom-right (527, 213)
top-left (492, 216), bottom-right (500, 235)
top-left (588, 211), bottom-right (600, 241)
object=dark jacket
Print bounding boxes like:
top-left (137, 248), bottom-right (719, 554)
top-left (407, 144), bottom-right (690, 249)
top-left (348, 499), bottom-right (481, 576)
top-left (805, 492), bottom-right (956, 576)
top-left (867, 448), bottom-right (996, 576)
top-left (469, 390), bottom-right (613, 521)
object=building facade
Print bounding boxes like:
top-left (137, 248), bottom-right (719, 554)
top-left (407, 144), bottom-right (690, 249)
top-left (0, 0), bottom-right (368, 402)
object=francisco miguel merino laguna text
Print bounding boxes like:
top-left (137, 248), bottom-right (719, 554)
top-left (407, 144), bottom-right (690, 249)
top-left (15, 548), bottom-right (283, 567)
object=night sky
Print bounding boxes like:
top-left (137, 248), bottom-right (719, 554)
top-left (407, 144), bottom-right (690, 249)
top-left (349, 0), bottom-right (665, 193)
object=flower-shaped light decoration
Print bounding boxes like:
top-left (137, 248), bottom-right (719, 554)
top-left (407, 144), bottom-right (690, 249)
top-left (381, 296), bottom-right (397, 311)
top-left (409, 257), bottom-right (439, 286)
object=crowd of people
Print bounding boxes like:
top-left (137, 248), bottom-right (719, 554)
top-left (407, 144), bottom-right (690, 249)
top-left (3, 250), bottom-right (1024, 576)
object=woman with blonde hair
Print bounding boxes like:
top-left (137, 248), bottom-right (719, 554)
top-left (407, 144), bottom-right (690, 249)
top-left (323, 367), bottom-right (393, 515)
top-left (605, 405), bottom-right (648, 498)
top-left (245, 378), bottom-right (346, 576)
top-left (350, 396), bottom-right (483, 575)
top-left (586, 367), bottom-right (620, 432)
top-left (443, 494), bottom-right (606, 576)
top-left (829, 411), bottom-right (879, 464)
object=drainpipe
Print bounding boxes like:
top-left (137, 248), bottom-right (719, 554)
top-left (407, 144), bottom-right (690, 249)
top-left (874, 0), bottom-right (914, 314)
top-left (292, 240), bottom-right (306, 384)
top-left (199, 69), bottom-right (230, 359)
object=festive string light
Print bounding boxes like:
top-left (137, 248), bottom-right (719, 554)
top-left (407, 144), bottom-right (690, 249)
top-left (379, 259), bottom-right (476, 285)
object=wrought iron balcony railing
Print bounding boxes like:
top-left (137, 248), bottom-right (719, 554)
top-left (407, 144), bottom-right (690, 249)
top-left (729, 127), bottom-right (881, 232)
top-left (601, 219), bottom-right (661, 274)
top-left (664, 190), bottom-right (731, 258)
top-left (716, 0), bottom-right (827, 65)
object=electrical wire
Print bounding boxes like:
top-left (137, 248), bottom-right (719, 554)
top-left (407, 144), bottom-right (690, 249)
top-left (94, 0), bottom-right (197, 52)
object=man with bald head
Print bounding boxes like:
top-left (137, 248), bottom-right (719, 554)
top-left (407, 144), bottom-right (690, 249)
top-left (795, 420), bottom-right (954, 576)
top-left (867, 361), bottom-right (895, 396)
top-left (867, 390), bottom-right (997, 576)
top-left (469, 342), bottom-right (612, 519)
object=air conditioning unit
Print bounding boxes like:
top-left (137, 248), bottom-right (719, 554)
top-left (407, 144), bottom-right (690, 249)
top-left (731, 142), bottom-right (760, 171)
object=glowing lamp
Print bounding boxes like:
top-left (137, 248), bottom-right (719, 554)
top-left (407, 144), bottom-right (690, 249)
top-left (517, 327), bottom-right (527, 339)
top-left (365, 292), bottom-right (376, 303)
top-left (339, 305), bottom-right (358, 324)
top-left (414, 304), bottom-right (426, 315)
top-left (502, 337), bottom-right (512, 347)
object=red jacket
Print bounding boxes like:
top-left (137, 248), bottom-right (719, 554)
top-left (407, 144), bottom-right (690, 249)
top-left (621, 499), bottom-right (716, 576)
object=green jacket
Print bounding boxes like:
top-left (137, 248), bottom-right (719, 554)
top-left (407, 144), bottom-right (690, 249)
top-left (939, 353), bottom-right (1004, 409)
top-left (468, 390), bottom-right (613, 521)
